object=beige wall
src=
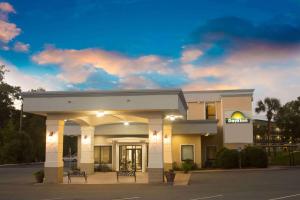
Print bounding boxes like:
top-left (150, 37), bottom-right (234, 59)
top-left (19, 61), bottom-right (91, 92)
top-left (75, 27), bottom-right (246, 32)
top-left (222, 96), bottom-right (253, 147)
top-left (187, 102), bottom-right (205, 120)
top-left (222, 96), bottom-right (252, 111)
top-left (172, 135), bottom-right (201, 167)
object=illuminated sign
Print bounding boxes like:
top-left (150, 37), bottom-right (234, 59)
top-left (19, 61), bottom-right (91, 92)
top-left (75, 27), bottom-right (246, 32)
top-left (226, 111), bottom-right (250, 123)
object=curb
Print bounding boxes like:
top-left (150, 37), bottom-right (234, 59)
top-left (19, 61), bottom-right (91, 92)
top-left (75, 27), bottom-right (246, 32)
top-left (191, 166), bottom-right (300, 173)
top-left (0, 162), bottom-right (44, 167)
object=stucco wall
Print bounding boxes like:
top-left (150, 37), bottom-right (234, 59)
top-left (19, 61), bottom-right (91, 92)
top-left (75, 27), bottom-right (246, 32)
top-left (187, 102), bottom-right (205, 120)
top-left (222, 96), bottom-right (253, 147)
top-left (171, 135), bottom-right (202, 167)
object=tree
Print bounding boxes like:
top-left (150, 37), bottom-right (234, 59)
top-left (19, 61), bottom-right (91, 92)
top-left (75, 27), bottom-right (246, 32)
top-left (275, 97), bottom-right (300, 143)
top-left (255, 97), bottom-right (281, 147)
top-left (0, 65), bottom-right (46, 164)
top-left (0, 65), bottom-right (21, 129)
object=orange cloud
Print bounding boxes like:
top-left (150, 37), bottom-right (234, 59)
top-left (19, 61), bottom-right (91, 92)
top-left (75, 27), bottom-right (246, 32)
top-left (0, 20), bottom-right (21, 43)
top-left (32, 47), bottom-right (174, 83)
top-left (181, 48), bottom-right (203, 63)
top-left (13, 41), bottom-right (30, 52)
top-left (181, 44), bottom-right (300, 103)
top-left (0, 2), bottom-right (15, 13)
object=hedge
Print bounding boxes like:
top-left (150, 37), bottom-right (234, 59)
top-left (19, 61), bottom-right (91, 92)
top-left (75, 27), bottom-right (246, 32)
top-left (214, 148), bottom-right (239, 169)
top-left (242, 146), bottom-right (268, 168)
top-left (214, 146), bottom-right (268, 169)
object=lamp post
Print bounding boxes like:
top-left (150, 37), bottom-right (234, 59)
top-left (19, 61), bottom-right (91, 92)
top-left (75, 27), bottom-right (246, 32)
top-left (238, 147), bottom-right (242, 169)
top-left (19, 99), bottom-right (24, 133)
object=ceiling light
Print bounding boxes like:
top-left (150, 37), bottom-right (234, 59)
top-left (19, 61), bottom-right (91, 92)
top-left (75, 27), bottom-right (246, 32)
top-left (96, 111), bottom-right (105, 117)
top-left (123, 121), bottom-right (129, 126)
top-left (165, 115), bottom-right (183, 121)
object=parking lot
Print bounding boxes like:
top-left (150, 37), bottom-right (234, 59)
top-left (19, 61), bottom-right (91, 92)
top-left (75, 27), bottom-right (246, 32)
top-left (0, 164), bottom-right (299, 200)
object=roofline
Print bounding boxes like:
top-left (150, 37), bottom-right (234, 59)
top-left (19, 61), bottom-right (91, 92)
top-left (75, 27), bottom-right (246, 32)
top-left (183, 89), bottom-right (255, 94)
top-left (21, 88), bottom-right (188, 110)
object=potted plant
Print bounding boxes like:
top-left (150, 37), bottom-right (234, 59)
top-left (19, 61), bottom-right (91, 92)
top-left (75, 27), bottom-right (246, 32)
top-left (182, 159), bottom-right (193, 173)
top-left (33, 170), bottom-right (44, 183)
top-left (164, 169), bottom-right (176, 184)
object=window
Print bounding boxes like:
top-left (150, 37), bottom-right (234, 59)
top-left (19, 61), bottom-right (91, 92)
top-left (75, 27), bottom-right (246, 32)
top-left (206, 102), bottom-right (216, 119)
top-left (94, 146), bottom-right (112, 164)
top-left (181, 145), bottom-right (194, 161)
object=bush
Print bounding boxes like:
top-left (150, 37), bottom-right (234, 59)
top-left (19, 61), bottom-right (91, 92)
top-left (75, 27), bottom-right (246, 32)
top-left (215, 148), bottom-right (239, 169)
top-left (172, 162), bottom-right (180, 171)
top-left (33, 170), bottom-right (44, 183)
top-left (242, 146), bottom-right (268, 168)
top-left (182, 159), bottom-right (194, 173)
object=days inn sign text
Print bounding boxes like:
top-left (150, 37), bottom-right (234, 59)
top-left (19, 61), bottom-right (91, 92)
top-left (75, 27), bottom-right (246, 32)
top-left (225, 111), bottom-right (250, 124)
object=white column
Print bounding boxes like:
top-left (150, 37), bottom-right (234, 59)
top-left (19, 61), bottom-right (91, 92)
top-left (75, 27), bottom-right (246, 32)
top-left (44, 119), bottom-right (64, 183)
top-left (80, 126), bottom-right (95, 174)
top-left (142, 143), bottom-right (147, 172)
top-left (148, 116), bottom-right (164, 183)
top-left (116, 143), bottom-right (119, 171)
top-left (163, 124), bottom-right (172, 170)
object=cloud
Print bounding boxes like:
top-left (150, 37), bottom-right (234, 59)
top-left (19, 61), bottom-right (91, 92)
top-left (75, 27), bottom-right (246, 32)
top-left (0, 2), bottom-right (21, 45)
top-left (119, 75), bottom-right (159, 89)
top-left (25, 15), bottom-right (300, 105)
top-left (182, 45), bottom-right (300, 103)
top-left (13, 41), bottom-right (30, 52)
top-left (180, 16), bottom-right (300, 104)
top-left (181, 48), bottom-right (203, 63)
top-left (0, 2), bottom-right (15, 13)
top-left (32, 46), bottom-right (174, 84)
top-left (0, 2), bottom-right (15, 20)
top-left (0, 58), bottom-right (65, 91)
top-left (0, 20), bottom-right (21, 43)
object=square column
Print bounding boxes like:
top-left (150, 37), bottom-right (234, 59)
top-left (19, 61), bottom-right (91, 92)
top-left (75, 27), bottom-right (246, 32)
top-left (163, 124), bottom-right (173, 170)
top-left (44, 119), bottom-right (64, 183)
top-left (148, 116), bottom-right (164, 183)
top-left (80, 126), bottom-right (95, 174)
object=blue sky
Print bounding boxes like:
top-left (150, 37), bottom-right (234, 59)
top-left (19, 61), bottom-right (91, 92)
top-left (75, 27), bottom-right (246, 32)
top-left (0, 0), bottom-right (300, 103)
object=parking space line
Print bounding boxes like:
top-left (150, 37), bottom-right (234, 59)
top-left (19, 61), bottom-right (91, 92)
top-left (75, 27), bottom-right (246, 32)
top-left (112, 197), bottom-right (141, 200)
top-left (268, 194), bottom-right (300, 200)
top-left (190, 194), bottom-right (223, 200)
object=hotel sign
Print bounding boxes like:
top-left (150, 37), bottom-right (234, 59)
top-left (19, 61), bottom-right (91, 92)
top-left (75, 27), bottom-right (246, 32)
top-left (225, 111), bottom-right (250, 124)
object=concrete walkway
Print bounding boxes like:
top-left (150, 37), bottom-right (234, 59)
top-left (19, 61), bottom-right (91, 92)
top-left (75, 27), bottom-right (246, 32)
top-left (64, 171), bottom-right (191, 185)
top-left (63, 172), bottom-right (148, 184)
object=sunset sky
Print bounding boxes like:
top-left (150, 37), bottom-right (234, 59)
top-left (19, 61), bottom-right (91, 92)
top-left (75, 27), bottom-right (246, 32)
top-left (1, 0), bottom-right (300, 106)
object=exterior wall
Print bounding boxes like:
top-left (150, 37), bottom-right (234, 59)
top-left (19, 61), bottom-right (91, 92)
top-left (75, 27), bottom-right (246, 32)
top-left (171, 135), bottom-right (202, 167)
top-left (187, 102), bottom-right (205, 120)
top-left (222, 96), bottom-right (253, 148)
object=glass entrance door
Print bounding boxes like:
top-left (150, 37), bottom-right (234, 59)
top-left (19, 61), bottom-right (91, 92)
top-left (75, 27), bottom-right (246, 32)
top-left (119, 145), bottom-right (142, 171)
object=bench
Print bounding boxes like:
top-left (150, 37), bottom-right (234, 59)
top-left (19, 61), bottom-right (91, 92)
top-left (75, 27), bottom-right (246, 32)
top-left (116, 171), bottom-right (136, 182)
top-left (67, 170), bottom-right (87, 183)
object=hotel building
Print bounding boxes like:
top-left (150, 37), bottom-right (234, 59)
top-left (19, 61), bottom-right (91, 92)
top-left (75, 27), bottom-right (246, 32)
top-left (22, 89), bottom-right (254, 183)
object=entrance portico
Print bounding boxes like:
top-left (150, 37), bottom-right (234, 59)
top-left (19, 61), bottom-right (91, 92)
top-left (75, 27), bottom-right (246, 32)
top-left (22, 89), bottom-right (188, 183)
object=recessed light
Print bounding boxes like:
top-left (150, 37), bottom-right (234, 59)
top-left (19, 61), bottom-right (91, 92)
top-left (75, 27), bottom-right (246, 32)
top-left (96, 111), bottom-right (105, 117)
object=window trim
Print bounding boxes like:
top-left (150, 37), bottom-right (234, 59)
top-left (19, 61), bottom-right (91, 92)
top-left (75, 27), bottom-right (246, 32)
top-left (180, 144), bottom-right (195, 162)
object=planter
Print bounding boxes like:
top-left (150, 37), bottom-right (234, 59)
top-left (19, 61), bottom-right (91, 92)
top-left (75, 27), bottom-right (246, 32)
top-left (33, 170), bottom-right (44, 183)
top-left (164, 170), bottom-right (176, 184)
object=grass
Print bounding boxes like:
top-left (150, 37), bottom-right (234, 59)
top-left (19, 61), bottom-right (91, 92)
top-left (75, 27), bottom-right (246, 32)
top-left (270, 151), bottom-right (300, 166)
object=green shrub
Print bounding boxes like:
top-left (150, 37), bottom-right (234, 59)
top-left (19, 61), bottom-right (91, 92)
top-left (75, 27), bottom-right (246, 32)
top-left (33, 170), bottom-right (44, 183)
top-left (215, 148), bottom-right (239, 169)
top-left (242, 146), bottom-right (268, 168)
top-left (181, 160), bottom-right (193, 173)
top-left (172, 162), bottom-right (180, 171)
